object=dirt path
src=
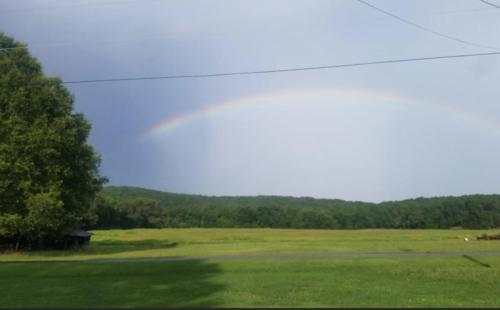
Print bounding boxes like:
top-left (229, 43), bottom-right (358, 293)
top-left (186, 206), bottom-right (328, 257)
top-left (2, 251), bottom-right (500, 264)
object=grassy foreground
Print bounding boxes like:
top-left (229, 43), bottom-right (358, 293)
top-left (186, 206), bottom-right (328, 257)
top-left (1, 228), bottom-right (500, 307)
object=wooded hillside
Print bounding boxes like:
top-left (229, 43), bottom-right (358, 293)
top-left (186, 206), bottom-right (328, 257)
top-left (94, 186), bottom-right (500, 229)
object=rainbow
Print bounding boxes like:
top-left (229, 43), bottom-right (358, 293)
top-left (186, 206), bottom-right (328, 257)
top-left (143, 87), bottom-right (500, 139)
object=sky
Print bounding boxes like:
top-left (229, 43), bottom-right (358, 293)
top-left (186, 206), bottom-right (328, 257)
top-left (1, 0), bottom-right (500, 202)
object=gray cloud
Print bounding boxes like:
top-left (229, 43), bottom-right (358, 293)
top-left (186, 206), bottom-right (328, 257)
top-left (1, 0), bottom-right (500, 201)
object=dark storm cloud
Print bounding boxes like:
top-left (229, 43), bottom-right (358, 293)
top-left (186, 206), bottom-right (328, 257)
top-left (1, 0), bottom-right (500, 201)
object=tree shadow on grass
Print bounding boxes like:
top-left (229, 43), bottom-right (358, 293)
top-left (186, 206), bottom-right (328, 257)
top-left (462, 255), bottom-right (491, 268)
top-left (22, 239), bottom-right (178, 258)
top-left (0, 258), bottom-right (226, 308)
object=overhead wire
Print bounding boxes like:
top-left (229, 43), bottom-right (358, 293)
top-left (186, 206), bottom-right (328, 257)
top-left (2, 1), bottom-right (499, 85)
top-left (356, 0), bottom-right (500, 51)
top-left (61, 51), bottom-right (500, 84)
top-left (480, 0), bottom-right (500, 9)
top-left (0, 3), bottom-right (498, 52)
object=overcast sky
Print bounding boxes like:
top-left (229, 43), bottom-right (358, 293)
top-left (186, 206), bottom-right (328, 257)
top-left (1, 0), bottom-right (500, 202)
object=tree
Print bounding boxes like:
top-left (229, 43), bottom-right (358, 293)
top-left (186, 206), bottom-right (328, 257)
top-left (0, 33), bottom-right (106, 249)
top-left (298, 209), bottom-right (337, 229)
top-left (121, 198), bottom-right (165, 228)
top-left (90, 194), bottom-right (128, 229)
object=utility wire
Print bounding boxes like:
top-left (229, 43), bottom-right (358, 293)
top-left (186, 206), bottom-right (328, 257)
top-left (480, 0), bottom-right (500, 9)
top-left (0, 5), bottom-right (497, 52)
top-left (356, 0), bottom-right (500, 51)
top-left (62, 51), bottom-right (500, 84)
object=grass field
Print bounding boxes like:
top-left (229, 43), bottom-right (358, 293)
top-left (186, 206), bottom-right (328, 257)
top-left (1, 228), bottom-right (500, 307)
top-left (2, 228), bottom-right (500, 261)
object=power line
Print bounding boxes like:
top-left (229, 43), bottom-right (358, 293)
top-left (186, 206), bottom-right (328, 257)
top-left (0, 5), bottom-right (497, 52)
top-left (62, 51), bottom-right (500, 84)
top-left (480, 0), bottom-right (500, 9)
top-left (356, 0), bottom-right (500, 51)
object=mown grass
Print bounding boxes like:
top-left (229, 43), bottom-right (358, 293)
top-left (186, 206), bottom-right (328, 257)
top-left (1, 228), bottom-right (500, 261)
top-left (1, 228), bottom-right (500, 307)
top-left (1, 256), bottom-right (500, 307)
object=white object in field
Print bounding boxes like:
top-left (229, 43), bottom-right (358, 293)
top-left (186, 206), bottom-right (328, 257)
top-left (464, 237), bottom-right (469, 241)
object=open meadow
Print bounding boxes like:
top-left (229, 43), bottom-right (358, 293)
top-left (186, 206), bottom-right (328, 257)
top-left (1, 228), bottom-right (500, 307)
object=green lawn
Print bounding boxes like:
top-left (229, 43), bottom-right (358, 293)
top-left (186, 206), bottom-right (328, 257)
top-left (1, 257), bottom-right (500, 307)
top-left (2, 228), bottom-right (500, 261)
top-left (1, 228), bottom-right (500, 307)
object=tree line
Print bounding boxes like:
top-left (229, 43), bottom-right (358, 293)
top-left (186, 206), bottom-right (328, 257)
top-left (91, 186), bottom-right (500, 230)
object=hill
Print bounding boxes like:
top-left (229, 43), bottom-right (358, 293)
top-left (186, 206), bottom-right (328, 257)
top-left (95, 186), bottom-right (500, 230)
top-left (101, 186), bottom-right (362, 208)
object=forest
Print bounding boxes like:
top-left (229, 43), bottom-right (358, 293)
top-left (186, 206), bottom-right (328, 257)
top-left (92, 186), bottom-right (500, 230)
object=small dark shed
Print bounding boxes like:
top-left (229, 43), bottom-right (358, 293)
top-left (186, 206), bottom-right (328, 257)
top-left (64, 229), bottom-right (93, 248)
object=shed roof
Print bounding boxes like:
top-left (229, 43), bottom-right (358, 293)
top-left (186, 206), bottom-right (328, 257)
top-left (67, 229), bottom-right (93, 237)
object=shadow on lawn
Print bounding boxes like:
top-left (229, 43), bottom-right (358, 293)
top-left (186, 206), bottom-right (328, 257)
top-left (23, 239), bottom-right (178, 257)
top-left (462, 255), bottom-right (491, 268)
top-left (0, 259), bottom-right (226, 308)
top-left (98, 259), bottom-right (226, 307)
top-left (90, 239), bottom-right (178, 254)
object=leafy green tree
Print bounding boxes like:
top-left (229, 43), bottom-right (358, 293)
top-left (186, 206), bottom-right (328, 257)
top-left (0, 33), bottom-right (105, 249)
top-left (121, 198), bottom-right (165, 228)
top-left (236, 207), bottom-right (258, 227)
top-left (89, 194), bottom-right (129, 229)
top-left (299, 209), bottom-right (337, 229)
